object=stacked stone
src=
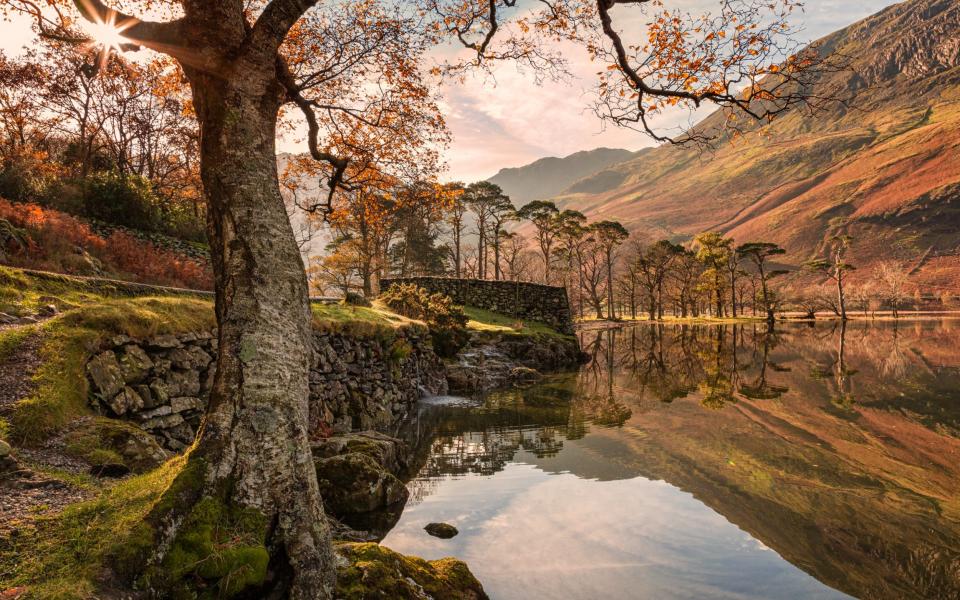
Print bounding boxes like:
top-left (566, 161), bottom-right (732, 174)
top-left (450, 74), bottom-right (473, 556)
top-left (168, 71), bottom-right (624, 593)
top-left (380, 276), bottom-right (575, 335)
top-left (309, 328), bottom-right (447, 434)
top-left (86, 332), bottom-right (215, 451)
top-left (86, 327), bottom-right (447, 452)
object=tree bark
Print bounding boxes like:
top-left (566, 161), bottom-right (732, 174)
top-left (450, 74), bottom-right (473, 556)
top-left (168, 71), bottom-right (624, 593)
top-left (148, 66), bottom-right (335, 599)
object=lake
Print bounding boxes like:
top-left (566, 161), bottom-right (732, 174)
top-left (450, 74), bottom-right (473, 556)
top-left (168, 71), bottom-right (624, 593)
top-left (382, 320), bottom-right (960, 600)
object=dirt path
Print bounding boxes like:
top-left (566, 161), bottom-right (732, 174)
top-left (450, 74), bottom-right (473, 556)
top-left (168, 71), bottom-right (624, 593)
top-left (0, 328), bottom-right (96, 537)
top-left (0, 330), bottom-right (42, 413)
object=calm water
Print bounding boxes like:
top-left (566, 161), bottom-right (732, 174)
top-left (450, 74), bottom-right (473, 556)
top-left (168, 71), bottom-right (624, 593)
top-left (382, 321), bottom-right (960, 600)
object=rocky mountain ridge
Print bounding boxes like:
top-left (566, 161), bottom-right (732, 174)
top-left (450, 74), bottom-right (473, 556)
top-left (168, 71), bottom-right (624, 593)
top-left (529, 0), bottom-right (960, 290)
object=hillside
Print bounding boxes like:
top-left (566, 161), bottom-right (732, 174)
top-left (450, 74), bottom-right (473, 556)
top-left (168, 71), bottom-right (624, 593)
top-left (549, 0), bottom-right (960, 290)
top-left (487, 147), bottom-right (635, 204)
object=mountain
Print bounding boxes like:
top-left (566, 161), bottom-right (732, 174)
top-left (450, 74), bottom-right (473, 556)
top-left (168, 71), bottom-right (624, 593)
top-left (550, 0), bottom-right (960, 290)
top-left (487, 147), bottom-right (635, 204)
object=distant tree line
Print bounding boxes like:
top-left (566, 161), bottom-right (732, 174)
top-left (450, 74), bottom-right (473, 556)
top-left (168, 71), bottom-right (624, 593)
top-left (309, 178), bottom-right (940, 320)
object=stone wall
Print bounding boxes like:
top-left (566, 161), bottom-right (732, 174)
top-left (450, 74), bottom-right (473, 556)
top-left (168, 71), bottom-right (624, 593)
top-left (379, 277), bottom-right (574, 335)
top-left (85, 326), bottom-right (447, 451)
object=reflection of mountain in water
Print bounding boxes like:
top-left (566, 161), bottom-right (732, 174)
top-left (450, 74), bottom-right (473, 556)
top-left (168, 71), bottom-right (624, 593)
top-left (403, 321), bottom-right (960, 600)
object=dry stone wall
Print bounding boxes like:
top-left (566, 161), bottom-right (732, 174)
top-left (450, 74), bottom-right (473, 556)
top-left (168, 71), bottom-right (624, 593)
top-left (86, 326), bottom-right (447, 451)
top-left (379, 277), bottom-right (574, 335)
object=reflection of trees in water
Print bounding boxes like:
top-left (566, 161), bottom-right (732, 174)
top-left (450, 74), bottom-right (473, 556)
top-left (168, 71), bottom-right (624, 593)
top-left (577, 320), bottom-right (960, 426)
top-left (404, 320), bottom-right (960, 502)
top-left (420, 427), bottom-right (568, 479)
top-left (566, 329), bottom-right (634, 426)
top-left (398, 320), bottom-right (960, 598)
top-left (399, 383), bottom-right (581, 498)
top-left (579, 324), bottom-right (790, 410)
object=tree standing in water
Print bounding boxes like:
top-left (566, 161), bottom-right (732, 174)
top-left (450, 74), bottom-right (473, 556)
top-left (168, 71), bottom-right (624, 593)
top-left (807, 235), bottom-right (856, 320)
top-left (4, 0), bottom-right (838, 595)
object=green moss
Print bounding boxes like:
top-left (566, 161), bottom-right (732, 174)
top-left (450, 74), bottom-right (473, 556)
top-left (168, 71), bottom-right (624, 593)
top-left (2, 450), bottom-right (270, 599)
top-left (0, 454), bottom-right (187, 598)
top-left (157, 496), bottom-right (269, 599)
top-left (388, 338), bottom-right (413, 364)
top-left (335, 542), bottom-right (487, 600)
top-left (0, 325), bottom-right (33, 362)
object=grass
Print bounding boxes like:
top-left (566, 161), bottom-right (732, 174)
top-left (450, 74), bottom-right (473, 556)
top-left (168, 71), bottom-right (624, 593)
top-left (1, 265), bottom-right (217, 447)
top-left (0, 325), bottom-right (34, 362)
top-left (0, 267), bottom-right (106, 317)
top-left (462, 306), bottom-right (568, 338)
top-left (310, 300), bottom-right (422, 337)
top-left (0, 454), bottom-right (188, 599)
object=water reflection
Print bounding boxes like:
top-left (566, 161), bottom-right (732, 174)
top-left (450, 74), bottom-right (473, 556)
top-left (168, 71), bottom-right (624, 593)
top-left (386, 320), bottom-right (960, 600)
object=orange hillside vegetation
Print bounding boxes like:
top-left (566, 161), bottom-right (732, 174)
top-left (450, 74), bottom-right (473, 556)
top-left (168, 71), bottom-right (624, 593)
top-left (0, 199), bottom-right (212, 290)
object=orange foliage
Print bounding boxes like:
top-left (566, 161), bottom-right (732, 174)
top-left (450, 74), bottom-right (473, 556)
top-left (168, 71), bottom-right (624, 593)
top-left (0, 199), bottom-right (212, 290)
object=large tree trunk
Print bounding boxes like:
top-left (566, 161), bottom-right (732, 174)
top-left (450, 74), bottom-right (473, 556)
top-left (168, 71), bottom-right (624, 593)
top-left (141, 70), bottom-right (335, 599)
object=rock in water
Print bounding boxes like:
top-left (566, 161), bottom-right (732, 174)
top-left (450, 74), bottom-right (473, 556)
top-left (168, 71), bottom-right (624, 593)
top-left (424, 522), bottom-right (459, 539)
top-left (314, 452), bottom-right (409, 515)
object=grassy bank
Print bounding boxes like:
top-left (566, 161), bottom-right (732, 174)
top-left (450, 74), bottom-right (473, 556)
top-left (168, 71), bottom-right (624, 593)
top-left (463, 306), bottom-right (572, 338)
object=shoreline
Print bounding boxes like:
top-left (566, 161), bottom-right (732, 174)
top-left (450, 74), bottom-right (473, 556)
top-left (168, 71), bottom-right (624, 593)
top-left (576, 311), bottom-right (960, 330)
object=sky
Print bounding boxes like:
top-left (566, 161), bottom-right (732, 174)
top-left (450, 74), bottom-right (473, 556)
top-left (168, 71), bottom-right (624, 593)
top-left (434, 0), bottom-right (902, 182)
top-left (0, 1), bottom-right (901, 182)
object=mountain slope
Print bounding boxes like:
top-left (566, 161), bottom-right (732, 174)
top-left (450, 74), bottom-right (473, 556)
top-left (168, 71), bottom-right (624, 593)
top-left (552, 0), bottom-right (960, 290)
top-left (487, 147), bottom-right (635, 204)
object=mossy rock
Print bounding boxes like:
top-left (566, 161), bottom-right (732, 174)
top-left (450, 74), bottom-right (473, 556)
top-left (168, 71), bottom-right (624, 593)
top-left (335, 542), bottom-right (488, 600)
top-left (312, 431), bottom-right (408, 475)
top-left (315, 452), bottom-right (409, 515)
top-left (64, 417), bottom-right (167, 473)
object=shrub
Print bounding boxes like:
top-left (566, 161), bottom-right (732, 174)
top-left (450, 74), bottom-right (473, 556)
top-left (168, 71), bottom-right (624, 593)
top-left (343, 291), bottom-right (372, 307)
top-left (0, 152), bottom-right (57, 203)
top-left (380, 284), bottom-right (469, 357)
top-left (78, 171), bottom-right (163, 231)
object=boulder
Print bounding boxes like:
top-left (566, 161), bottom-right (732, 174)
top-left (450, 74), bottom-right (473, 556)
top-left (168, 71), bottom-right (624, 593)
top-left (117, 345), bottom-right (154, 383)
top-left (510, 366), bottom-right (542, 383)
top-left (0, 439), bottom-right (17, 474)
top-left (170, 396), bottom-right (201, 414)
top-left (335, 543), bottom-right (488, 600)
top-left (37, 304), bottom-right (58, 317)
top-left (168, 345), bottom-right (212, 370)
top-left (315, 452), bottom-right (408, 516)
top-left (146, 334), bottom-right (181, 350)
top-left (312, 431), bottom-right (409, 476)
top-left (64, 418), bottom-right (168, 474)
top-left (424, 522), bottom-right (459, 539)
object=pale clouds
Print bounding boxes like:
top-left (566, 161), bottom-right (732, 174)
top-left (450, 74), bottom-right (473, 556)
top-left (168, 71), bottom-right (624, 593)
top-left (440, 0), bottom-right (902, 183)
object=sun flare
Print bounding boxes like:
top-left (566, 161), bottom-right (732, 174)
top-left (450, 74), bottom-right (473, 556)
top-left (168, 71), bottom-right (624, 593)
top-left (81, 17), bottom-right (128, 51)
